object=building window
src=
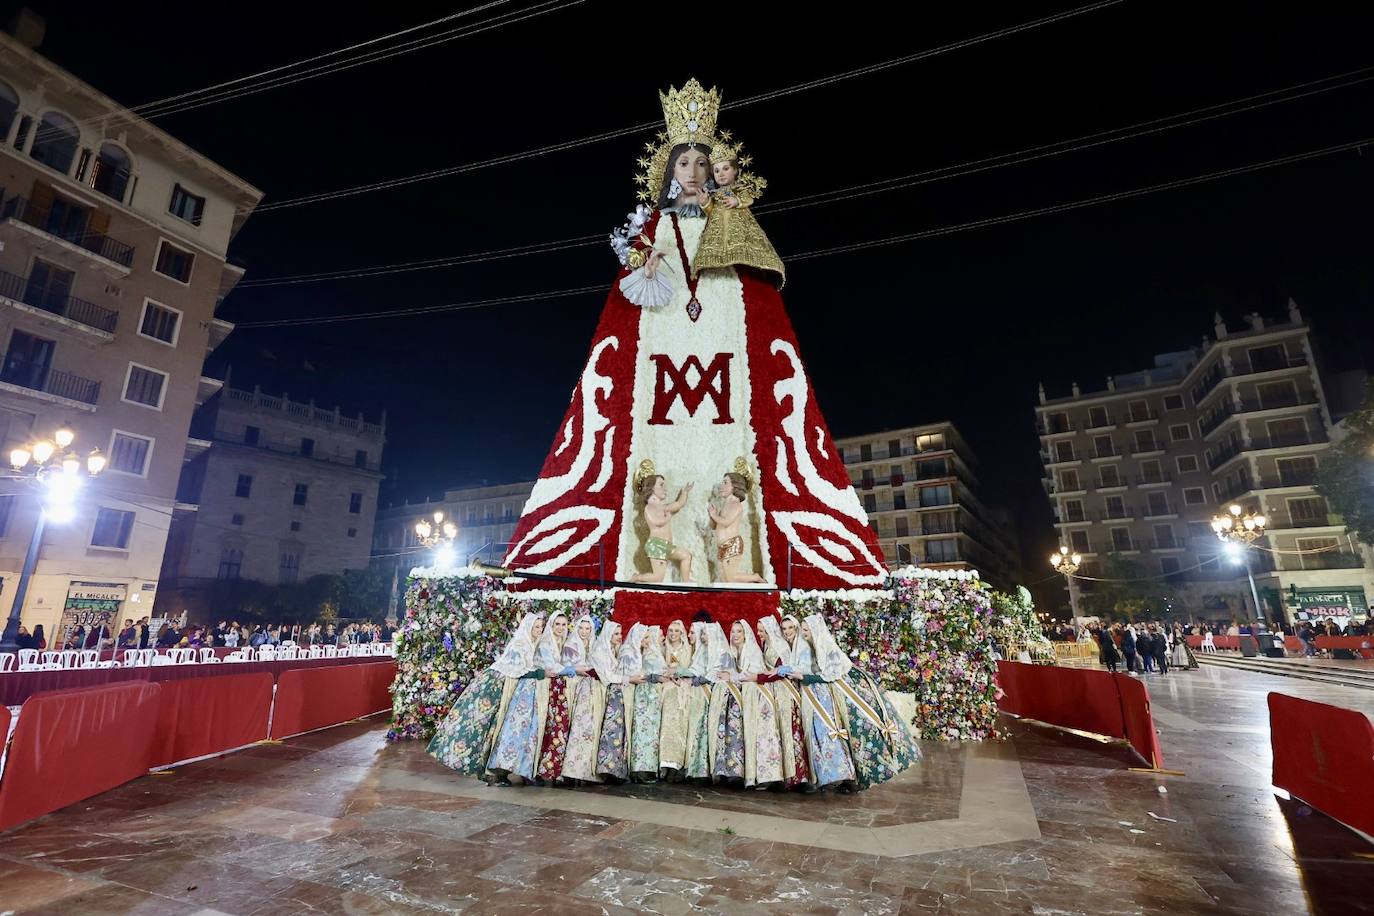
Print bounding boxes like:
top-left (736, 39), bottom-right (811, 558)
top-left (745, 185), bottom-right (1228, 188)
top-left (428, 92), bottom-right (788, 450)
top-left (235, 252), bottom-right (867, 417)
top-left (0, 494), bottom-right (13, 536)
top-left (893, 491), bottom-right (907, 511)
top-left (863, 494), bottom-right (877, 513)
top-left (1277, 456), bottom-right (1318, 487)
top-left (1169, 424), bottom-right (1191, 441)
top-left (1069, 529), bottom-right (1090, 553)
top-left (1146, 492), bottom-right (1171, 517)
top-left (90, 507), bottom-right (135, 548)
top-left (1087, 406), bottom-right (1109, 428)
top-left (138, 300), bottom-right (181, 346)
top-left (1186, 520), bottom-right (1212, 541)
top-left (355, 449), bottom-right (367, 468)
top-left (218, 548), bottom-right (243, 579)
top-left (1163, 394), bottom-right (1185, 411)
top-left (1110, 527), bottom-right (1133, 551)
top-left (349, 492), bottom-right (363, 514)
top-left (1092, 436), bottom-right (1113, 459)
top-left (859, 444), bottom-right (872, 461)
top-left (1045, 412), bottom-right (1070, 434)
top-left (1160, 557), bottom-right (1181, 575)
top-left (1060, 469), bottom-right (1080, 491)
top-left (348, 527), bottom-right (358, 538)
top-left (895, 517), bottom-right (909, 537)
top-left (279, 552), bottom-right (300, 584)
top-left (1257, 380), bottom-right (1300, 410)
top-left (122, 363), bottom-right (168, 409)
top-left (1128, 400), bottom-right (1152, 422)
top-left (1139, 459), bottom-right (1164, 484)
top-left (896, 543), bottom-right (912, 564)
top-left (293, 484), bottom-right (308, 506)
top-left (169, 184), bottom-right (206, 226)
top-left (1054, 441), bottom-right (1075, 462)
top-left (1267, 417), bottom-right (1309, 447)
top-left (30, 111), bottom-right (79, 173)
top-left (290, 521), bottom-right (301, 532)
top-left (919, 485), bottom-right (952, 508)
top-left (1063, 499), bottom-right (1085, 523)
top-left (233, 474), bottom-right (253, 499)
top-left (153, 239), bottom-right (195, 284)
top-left (917, 458), bottom-right (948, 480)
top-left (108, 431), bottom-right (153, 475)
top-left (1288, 496), bottom-right (1329, 526)
top-left (300, 437), bottom-right (314, 458)
top-left (887, 438), bottom-right (902, 458)
top-left (244, 425), bottom-right (260, 446)
top-left (24, 258), bottom-right (74, 314)
top-left (916, 433), bottom-right (946, 453)
top-left (1099, 465), bottom-right (1121, 487)
top-left (231, 514), bottom-right (244, 526)
top-left (1133, 430), bottom-right (1158, 452)
top-left (1104, 495), bottom-right (1127, 519)
top-left (925, 539), bottom-right (957, 563)
top-left (1182, 487), bottom-right (1206, 506)
top-left (1176, 455), bottom-right (1199, 474)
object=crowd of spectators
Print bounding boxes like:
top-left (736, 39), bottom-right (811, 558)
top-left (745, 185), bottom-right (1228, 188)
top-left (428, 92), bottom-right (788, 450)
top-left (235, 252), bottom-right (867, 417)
top-left (15, 616), bottom-right (393, 654)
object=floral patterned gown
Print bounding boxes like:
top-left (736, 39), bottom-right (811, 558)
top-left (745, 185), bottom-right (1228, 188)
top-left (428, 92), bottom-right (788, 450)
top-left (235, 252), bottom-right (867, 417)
top-left (561, 673), bottom-right (603, 782)
top-left (850, 667), bottom-right (921, 772)
top-left (487, 673), bottom-right (544, 779)
top-left (596, 682), bottom-right (629, 780)
top-left (536, 642), bottom-right (582, 780)
top-left (711, 655), bottom-right (746, 781)
top-left (835, 668), bottom-right (899, 790)
top-left (630, 657), bottom-right (664, 777)
top-left (427, 667), bottom-right (509, 777)
top-left (800, 679), bottom-right (856, 788)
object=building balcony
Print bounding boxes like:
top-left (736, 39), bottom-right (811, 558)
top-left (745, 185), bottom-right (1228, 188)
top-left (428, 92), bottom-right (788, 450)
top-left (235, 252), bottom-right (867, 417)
top-left (1142, 509), bottom-right (1178, 521)
top-left (1128, 445), bottom-right (1166, 458)
top-left (1208, 430), bottom-right (1329, 471)
top-left (1084, 415), bottom-right (1118, 431)
top-left (1200, 393), bottom-right (1321, 438)
top-left (1088, 449), bottom-right (1122, 463)
top-left (0, 267), bottom-right (118, 335)
top-left (1096, 476), bottom-right (1129, 490)
top-left (1037, 420), bottom-right (1075, 437)
top-left (1, 195), bottom-right (135, 270)
top-left (1041, 451), bottom-right (1081, 466)
top-left (1216, 477), bottom-right (1254, 502)
top-left (1144, 539), bottom-right (1184, 551)
top-left (1124, 411), bottom-right (1160, 426)
top-left (1053, 513), bottom-right (1090, 526)
top-left (0, 364), bottom-right (101, 407)
top-left (1191, 363), bottom-right (1226, 404)
top-left (1095, 509), bottom-right (1137, 522)
top-left (1138, 471), bottom-right (1172, 487)
top-left (1289, 552), bottom-right (1364, 570)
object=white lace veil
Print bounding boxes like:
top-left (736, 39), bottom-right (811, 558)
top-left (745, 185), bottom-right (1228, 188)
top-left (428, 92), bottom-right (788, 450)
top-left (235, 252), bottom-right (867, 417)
top-left (491, 612), bottom-right (544, 678)
top-left (803, 613), bottom-right (853, 682)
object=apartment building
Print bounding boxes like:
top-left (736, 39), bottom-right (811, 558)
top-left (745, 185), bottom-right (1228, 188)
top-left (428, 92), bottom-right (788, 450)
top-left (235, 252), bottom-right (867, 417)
top-left (1036, 303), bottom-right (1372, 623)
top-left (371, 480), bottom-right (536, 617)
top-left (0, 16), bottom-right (261, 641)
top-left (834, 422), bottom-right (1023, 588)
top-left (156, 386), bottom-right (386, 618)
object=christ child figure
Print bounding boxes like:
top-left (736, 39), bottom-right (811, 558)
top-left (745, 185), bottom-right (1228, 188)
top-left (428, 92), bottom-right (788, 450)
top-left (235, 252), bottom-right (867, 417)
top-left (707, 471), bottom-right (766, 584)
top-left (632, 474), bottom-right (694, 583)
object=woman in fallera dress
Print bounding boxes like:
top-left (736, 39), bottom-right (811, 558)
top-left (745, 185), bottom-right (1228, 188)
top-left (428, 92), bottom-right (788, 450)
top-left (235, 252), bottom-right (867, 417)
top-left (630, 625), bottom-right (667, 781)
top-left (534, 613), bottom-right (594, 784)
top-left (758, 616), bottom-right (812, 789)
top-left (428, 612), bottom-right (545, 779)
top-left (594, 621), bottom-right (647, 782)
top-left (683, 620), bottom-right (724, 781)
top-left (706, 620), bottom-right (784, 788)
top-left (788, 616), bottom-right (858, 792)
top-left (487, 613), bottom-right (558, 786)
top-left (657, 619), bottom-right (695, 777)
top-left (562, 618), bottom-right (612, 785)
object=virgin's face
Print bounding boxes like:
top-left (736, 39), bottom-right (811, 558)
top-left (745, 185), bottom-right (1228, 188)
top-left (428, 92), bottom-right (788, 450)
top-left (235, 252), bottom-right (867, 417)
top-left (577, 620), bottom-right (593, 642)
top-left (782, 618), bottom-right (797, 641)
top-left (553, 616), bottom-right (567, 638)
top-left (730, 621), bottom-right (745, 646)
top-left (674, 147), bottom-right (710, 195)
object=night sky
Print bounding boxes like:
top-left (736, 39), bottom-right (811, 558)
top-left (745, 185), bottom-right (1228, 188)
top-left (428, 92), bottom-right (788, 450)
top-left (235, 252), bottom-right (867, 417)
top-left (18, 1), bottom-right (1374, 573)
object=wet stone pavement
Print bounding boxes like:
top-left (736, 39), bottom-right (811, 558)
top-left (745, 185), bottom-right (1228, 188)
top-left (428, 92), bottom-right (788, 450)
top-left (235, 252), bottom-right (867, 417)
top-left (2, 663), bottom-right (1372, 914)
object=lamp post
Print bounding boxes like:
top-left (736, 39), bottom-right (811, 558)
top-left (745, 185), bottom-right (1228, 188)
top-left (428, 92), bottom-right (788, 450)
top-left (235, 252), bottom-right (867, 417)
top-left (1211, 503), bottom-right (1267, 625)
top-left (414, 510), bottom-right (458, 570)
top-left (1049, 544), bottom-right (1083, 625)
top-left (1, 426), bottom-right (105, 651)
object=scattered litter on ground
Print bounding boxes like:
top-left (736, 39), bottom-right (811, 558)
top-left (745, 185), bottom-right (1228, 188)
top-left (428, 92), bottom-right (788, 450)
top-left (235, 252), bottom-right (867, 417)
top-left (1157, 786), bottom-right (1168, 794)
top-left (1147, 812), bottom-right (1177, 823)
top-left (1129, 829), bottom-right (1146, 835)
top-left (1118, 820), bottom-right (1134, 827)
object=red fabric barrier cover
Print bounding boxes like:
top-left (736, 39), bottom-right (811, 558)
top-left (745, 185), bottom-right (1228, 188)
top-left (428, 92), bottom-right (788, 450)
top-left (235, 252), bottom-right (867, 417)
top-left (0, 682), bottom-right (160, 832)
top-left (996, 661), bottom-right (1164, 768)
top-left (1269, 692), bottom-right (1374, 836)
top-left (1314, 636), bottom-right (1374, 659)
top-left (996, 661), bottom-right (1125, 739)
top-left (0, 654), bottom-right (392, 707)
top-left (148, 673), bottom-right (273, 769)
top-left (1113, 673), bottom-right (1164, 769)
top-left (612, 588), bottom-right (780, 630)
top-left (271, 662), bottom-right (397, 739)
top-left (1284, 636), bottom-right (1303, 653)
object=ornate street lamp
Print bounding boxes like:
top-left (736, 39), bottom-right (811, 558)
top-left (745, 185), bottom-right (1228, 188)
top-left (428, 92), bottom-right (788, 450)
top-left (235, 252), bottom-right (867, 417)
top-left (1212, 503), bottom-right (1267, 624)
top-left (1, 426), bottom-right (106, 650)
top-left (415, 510), bottom-right (459, 568)
top-left (1049, 544), bottom-right (1083, 622)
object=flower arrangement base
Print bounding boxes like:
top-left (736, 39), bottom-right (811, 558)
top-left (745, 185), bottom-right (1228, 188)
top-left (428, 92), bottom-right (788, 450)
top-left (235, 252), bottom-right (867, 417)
top-left (611, 587), bottom-right (781, 630)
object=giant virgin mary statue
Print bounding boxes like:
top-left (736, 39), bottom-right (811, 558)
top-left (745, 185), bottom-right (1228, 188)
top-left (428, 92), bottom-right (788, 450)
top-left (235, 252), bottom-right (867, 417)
top-left (503, 79), bottom-right (886, 612)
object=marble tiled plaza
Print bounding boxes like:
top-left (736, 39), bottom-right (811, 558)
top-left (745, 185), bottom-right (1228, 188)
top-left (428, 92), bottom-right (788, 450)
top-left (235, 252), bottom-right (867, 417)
top-left (2, 664), bottom-right (1372, 914)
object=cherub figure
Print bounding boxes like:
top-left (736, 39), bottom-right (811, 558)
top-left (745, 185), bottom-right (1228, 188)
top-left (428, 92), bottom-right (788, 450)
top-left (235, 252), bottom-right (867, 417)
top-left (632, 465), bottom-right (694, 583)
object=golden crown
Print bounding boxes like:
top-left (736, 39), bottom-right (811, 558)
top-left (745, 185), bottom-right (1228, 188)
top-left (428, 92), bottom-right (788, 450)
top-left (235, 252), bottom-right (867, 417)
top-left (633, 458), bottom-right (659, 492)
top-left (634, 78), bottom-right (722, 204)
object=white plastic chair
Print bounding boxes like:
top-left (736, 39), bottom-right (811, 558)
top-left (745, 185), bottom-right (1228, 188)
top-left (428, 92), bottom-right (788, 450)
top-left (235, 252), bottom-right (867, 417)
top-left (255, 646), bottom-right (276, 662)
top-left (150, 652), bottom-right (175, 666)
top-left (78, 650), bottom-right (100, 668)
top-left (17, 649), bottom-right (40, 671)
top-left (323, 645), bottom-right (338, 659)
top-left (0, 652), bottom-right (15, 673)
top-left (307, 645), bottom-right (323, 659)
top-left (1201, 632), bottom-right (1216, 653)
top-left (57, 651), bottom-right (82, 670)
top-left (199, 648), bottom-right (221, 664)
top-left (223, 650), bottom-right (247, 663)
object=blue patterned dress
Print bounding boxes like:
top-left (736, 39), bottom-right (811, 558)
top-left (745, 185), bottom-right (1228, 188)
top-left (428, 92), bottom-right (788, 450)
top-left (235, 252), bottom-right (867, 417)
top-left (711, 654), bottom-right (746, 781)
top-left (427, 668), bottom-right (508, 777)
top-left (487, 674), bottom-right (542, 779)
top-left (595, 683), bottom-right (629, 780)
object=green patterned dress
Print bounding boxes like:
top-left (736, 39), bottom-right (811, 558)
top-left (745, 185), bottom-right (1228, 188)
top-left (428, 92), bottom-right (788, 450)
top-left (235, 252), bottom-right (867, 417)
top-left (427, 668), bottom-right (507, 776)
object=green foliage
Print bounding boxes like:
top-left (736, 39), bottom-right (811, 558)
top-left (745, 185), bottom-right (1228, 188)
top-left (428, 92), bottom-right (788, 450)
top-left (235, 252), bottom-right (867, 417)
top-left (1317, 379), bottom-right (1374, 545)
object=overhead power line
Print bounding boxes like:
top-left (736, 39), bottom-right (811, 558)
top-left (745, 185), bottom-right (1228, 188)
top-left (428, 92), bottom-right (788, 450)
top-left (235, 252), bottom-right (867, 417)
top-left (249, 1), bottom-right (1125, 213)
top-left (234, 135), bottom-right (1372, 328)
top-left (235, 63), bottom-right (1374, 288)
